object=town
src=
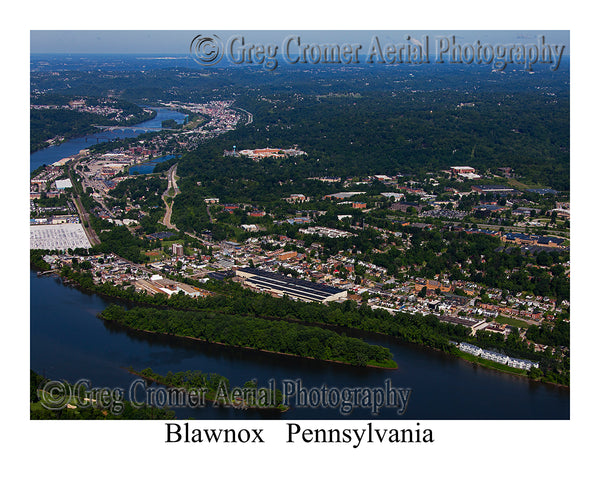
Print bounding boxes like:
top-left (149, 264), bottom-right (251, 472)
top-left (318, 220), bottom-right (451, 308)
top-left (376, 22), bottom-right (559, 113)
top-left (30, 82), bottom-right (569, 384)
top-left (31, 112), bottom-right (569, 375)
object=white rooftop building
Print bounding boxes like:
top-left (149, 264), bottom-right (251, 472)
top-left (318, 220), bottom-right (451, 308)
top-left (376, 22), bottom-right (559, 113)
top-left (55, 179), bottom-right (73, 190)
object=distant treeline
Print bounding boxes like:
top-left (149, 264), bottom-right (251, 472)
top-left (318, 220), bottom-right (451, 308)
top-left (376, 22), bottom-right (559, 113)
top-left (32, 64), bottom-right (569, 188)
top-left (168, 90), bottom-right (569, 191)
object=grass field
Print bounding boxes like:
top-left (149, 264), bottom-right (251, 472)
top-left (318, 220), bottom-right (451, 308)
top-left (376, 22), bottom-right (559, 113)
top-left (506, 177), bottom-right (548, 190)
top-left (183, 114), bottom-right (208, 131)
top-left (495, 315), bottom-right (532, 329)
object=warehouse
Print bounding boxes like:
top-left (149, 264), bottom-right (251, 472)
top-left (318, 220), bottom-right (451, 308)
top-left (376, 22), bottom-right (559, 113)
top-left (471, 185), bottom-right (520, 195)
top-left (236, 267), bottom-right (347, 303)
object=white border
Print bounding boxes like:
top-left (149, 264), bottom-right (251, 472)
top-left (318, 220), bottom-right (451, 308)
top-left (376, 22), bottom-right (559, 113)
top-left (4, 0), bottom-right (597, 477)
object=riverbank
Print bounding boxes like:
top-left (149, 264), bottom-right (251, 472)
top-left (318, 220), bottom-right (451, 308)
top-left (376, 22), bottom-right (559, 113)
top-left (33, 262), bottom-right (568, 386)
top-left (453, 349), bottom-right (569, 388)
top-left (30, 107), bottom-right (183, 172)
top-left (98, 306), bottom-right (399, 370)
top-left (455, 349), bottom-right (529, 376)
top-left (30, 268), bottom-right (570, 419)
top-left (30, 108), bottom-right (157, 154)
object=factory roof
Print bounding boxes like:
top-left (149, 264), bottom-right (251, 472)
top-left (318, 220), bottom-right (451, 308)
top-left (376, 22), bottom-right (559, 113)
top-left (237, 267), bottom-right (344, 302)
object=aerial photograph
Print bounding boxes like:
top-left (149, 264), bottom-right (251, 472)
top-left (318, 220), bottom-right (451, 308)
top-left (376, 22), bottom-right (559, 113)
top-left (28, 29), bottom-right (571, 425)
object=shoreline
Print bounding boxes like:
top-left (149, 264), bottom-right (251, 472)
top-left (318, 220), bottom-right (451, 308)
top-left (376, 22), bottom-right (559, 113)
top-left (99, 311), bottom-right (398, 370)
top-left (453, 349), bottom-right (569, 388)
top-left (30, 109), bottom-right (159, 156)
top-left (32, 266), bottom-right (567, 386)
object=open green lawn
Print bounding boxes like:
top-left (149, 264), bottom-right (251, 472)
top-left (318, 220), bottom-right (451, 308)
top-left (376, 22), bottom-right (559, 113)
top-left (506, 177), bottom-right (549, 190)
top-left (142, 249), bottom-right (166, 260)
top-left (495, 315), bottom-right (532, 329)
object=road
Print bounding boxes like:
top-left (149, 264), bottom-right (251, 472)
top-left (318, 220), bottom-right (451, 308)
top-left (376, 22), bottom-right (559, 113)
top-left (206, 204), bottom-right (214, 224)
top-left (234, 107), bottom-right (253, 125)
top-left (160, 164), bottom-right (180, 229)
top-left (71, 194), bottom-right (101, 246)
top-left (68, 168), bottom-right (101, 246)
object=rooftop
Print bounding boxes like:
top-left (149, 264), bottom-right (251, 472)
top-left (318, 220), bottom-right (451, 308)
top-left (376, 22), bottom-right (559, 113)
top-left (237, 267), bottom-right (345, 303)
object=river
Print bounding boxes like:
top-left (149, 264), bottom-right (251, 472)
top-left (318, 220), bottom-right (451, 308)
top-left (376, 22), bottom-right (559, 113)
top-left (30, 107), bottom-right (187, 172)
top-left (30, 271), bottom-right (569, 419)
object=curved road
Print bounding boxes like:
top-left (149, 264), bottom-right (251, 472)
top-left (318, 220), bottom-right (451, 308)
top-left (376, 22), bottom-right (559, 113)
top-left (161, 164), bottom-right (180, 229)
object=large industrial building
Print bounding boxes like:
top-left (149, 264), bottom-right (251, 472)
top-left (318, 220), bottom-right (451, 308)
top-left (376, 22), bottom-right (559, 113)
top-left (471, 185), bottom-right (521, 195)
top-left (236, 267), bottom-right (347, 304)
top-left (450, 166), bottom-right (476, 175)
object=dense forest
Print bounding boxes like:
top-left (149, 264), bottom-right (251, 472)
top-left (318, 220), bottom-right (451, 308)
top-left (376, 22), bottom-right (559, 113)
top-left (31, 61), bottom-right (569, 189)
top-left (99, 304), bottom-right (397, 368)
top-left (162, 86), bottom-right (568, 189)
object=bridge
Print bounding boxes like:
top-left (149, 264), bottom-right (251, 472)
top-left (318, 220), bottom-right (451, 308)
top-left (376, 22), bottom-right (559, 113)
top-left (92, 125), bottom-right (178, 133)
top-left (37, 269), bottom-right (59, 276)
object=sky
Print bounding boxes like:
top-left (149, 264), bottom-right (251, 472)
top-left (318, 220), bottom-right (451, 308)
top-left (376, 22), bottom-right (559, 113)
top-left (30, 30), bottom-right (570, 55)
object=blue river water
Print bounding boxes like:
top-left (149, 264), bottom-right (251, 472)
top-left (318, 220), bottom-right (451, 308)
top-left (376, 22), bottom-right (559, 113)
top-left (128, 154), bottom-right (176, 175)
top-left (30, 271), bottom-right (569, 420)
top-left (29, 106), bottom-right (569, 419)
top-left (30, 108), bottom-right (187, 172)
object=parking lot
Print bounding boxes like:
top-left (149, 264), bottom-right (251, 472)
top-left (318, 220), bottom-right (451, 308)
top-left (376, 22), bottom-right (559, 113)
top-left (30, 223), bottom-right (92, 250)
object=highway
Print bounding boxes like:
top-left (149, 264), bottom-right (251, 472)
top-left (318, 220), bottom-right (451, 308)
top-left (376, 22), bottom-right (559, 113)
top-left (71, 194), bottom-right (101, 246)
top-left (68, 168), bottom-right (101, 246)
top-left (160, 164), bottom-right (180, 229)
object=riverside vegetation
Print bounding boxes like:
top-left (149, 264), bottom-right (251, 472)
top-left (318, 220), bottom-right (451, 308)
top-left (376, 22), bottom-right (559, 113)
top-left (100, 304), bottom-right (397, 369)
top-left (33, 255), bottom-right (568, 385)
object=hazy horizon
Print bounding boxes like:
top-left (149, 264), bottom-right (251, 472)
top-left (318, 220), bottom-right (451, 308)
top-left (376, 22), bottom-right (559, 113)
top-left (31, 30), bottom-right (570, 55)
